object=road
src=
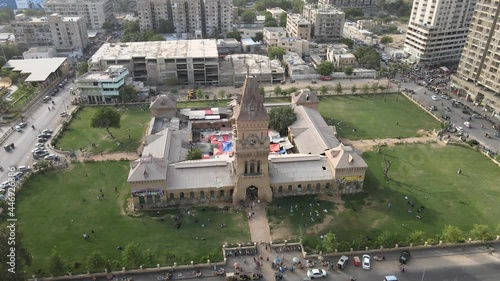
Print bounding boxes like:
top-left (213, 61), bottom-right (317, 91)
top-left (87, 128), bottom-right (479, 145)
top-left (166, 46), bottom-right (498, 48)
top-left (397, 80), bottom-right (500, 153)
top-left (0, 82), bottom-right (76, 184)
top-left (67, 243), bottom-right (500, 281)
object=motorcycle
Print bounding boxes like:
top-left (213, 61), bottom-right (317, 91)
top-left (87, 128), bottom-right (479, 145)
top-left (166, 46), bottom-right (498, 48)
top-left (32, 125), bottom-right (35, 130)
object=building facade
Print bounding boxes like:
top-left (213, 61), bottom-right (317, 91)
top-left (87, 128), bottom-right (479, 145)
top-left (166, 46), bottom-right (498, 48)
top-left (451, 0), bottom-right (500, 116)
top-left (137, 0), bottom-right (233, 37)
top-left (319, 0), bottom-right (376, 8)
top-left (266, 7), bottom-right (286, 20)
top-left (13, 13), bottom-right (89, 50)
top-left (276, 38), bottom-right (310, 57)
top-left (327, 44), bottom-right (356, 69)
top-left (23, 46), bottom-right (57, 59)
top-left (44, 0), bottom-right (114, 30)
top-left (403, 0), bottom-right (477, 65)
top-left (263, 27), bottom-right (287, 46)
top-left (286, 13), bottom-right (311, 41)
top-left (303, 4), bottom-right (345, 40)
top-left (76, 65), bottom-right (129, 103)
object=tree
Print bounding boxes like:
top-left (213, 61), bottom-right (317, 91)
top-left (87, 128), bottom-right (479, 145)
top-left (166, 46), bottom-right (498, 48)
top-left (0, 8), bottom-right (15, 24)
top-left (353, 46), bottom-right (381, 70)
top-left (77, 62), bottom-right (88, 76)
top-left (218, 89), bottom-right (226, 99)
top-left (370, 83), bottom-right (379, 94)
top-left (102, 21), bottom-right (114, 30)
top-left (339, 38), bottom-right (354, 49)
top-left (317, 61), bottom-right (335, 76)
top-left (122, 242), bottom-right (144, 269)
top-left (292, 0), bottom-right (304, 13)
top-left (226, 31), bottom-right (242, 42)
top-left (470, 224), bottom-right (493, 241)
top-left (334, 82), bottom-right (343, 95)
top-left (0, 227), bottom-right (32, 281)
top-left (269, 106), bottom-right (297, 135)
top-left (407, 230), bottom-right (424, 245)
top-left (9, 71), bottom-right (20, 84)
top-left (157, 19), bottom-right (174, 33)
top-left (273, 85), bottom-right (282, 97)
top-left (344, 7), bottom-right (364, 20)
top-left (376, 231), bottom-right (395, 248)
top-left (186, 148), bottom-right (202, 160)
top-left (351, 85), bottom-right (357, 94)
top-left (241, 10), bottom-right (256, 24)
top-left (90, 107), bottom-right (121, 139)
top-left (148, 34), bottom-right (165, 41)
top-left (319, 85), bottom-right (328, 95)
top-left (268, 46), bottom-right (285, 60)
top-left (87, 251), bottom-right (106, 272)
top-left (344, 66), bottom-right (354, 76)
top-left (362, 84), bottom-right (369, 95)
top-left (48, 249), bottom-right (66, 276)
top-left (252, 32), bottom-right (263, 42)
top-left (259, 86), bottom-right (265, 96)
top-left (321, 232), bottom-right (338, 252)
top-left (279, 12), bottom-right (287, 27)
top-left (144, 248), bottom-right (157, 267)
top-left (380, 36), bottom-right (394, 44)
top-left (264, 20), bottom-right (278, 27)
top-left (196, 89), bottom-right (204, 99)
top-left (441, 225), bottom-right (463, 243)
top-left (119, 85), bottom-right (139, 102)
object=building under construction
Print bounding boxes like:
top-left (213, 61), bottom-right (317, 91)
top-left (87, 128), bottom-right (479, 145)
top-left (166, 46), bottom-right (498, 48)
top-left (219, 54), bottom-right (285, 86)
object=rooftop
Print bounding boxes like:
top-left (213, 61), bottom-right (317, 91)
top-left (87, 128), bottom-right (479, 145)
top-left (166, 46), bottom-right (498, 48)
top-left (269, 154), bottom-right (334, 183)
top-left (220, 54), bottom-right (284, 76)
top-left (166, 159), bottom-right (234, 190)
top-left (25, 46), bottom-right (56, 53)
top-left (16, 14), bottom-right (82, 23)
top-left (325, 144), bottom-right (368, 169)
top-left (89, 40), bottom-right (218, 62)
top-left (288, 14), bottom-right (310, 25)
top-left (264, 27), bottom-right (286, 33)
top-left (2, 58), bottom-right (67, 82)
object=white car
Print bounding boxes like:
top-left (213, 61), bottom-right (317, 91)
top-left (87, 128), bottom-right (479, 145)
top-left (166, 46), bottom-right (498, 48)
top-left (431, 95), bottom-right (438, 101)
top-left (60, 111), bottom-right (68, 117)
top-left (35, 143), bottom-right (45, 148)
top-left (471, 113), bottom-right (483, 119)
top-left (337, 255), bottom-right (349, 270)
top-left (456, 126), bottom-right (464, 132)
top-left (464, 121), bottom-right (471, 128)
top-left (42, 129), bottom-right (54, 134)
top-left (44, 154), bottom-right (59, 161)
top-left (362, 254), bottom-right (371, 270)
top-left (1, 181), bottom-right (11, 189)
top-left (307, 269), bottom-right (327, 279)
top-left (17, 166), bottom-right (31, 172)
top-left (14, 125), bottom-right (22, 132)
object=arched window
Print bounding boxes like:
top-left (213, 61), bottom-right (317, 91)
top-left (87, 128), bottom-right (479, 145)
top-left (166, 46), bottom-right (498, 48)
top-left (297, 184), bottom-right (302, 192)
top-left (316, 183), bottom-right (321, 191)
top-left (250, 161), bottom-right (255, 174)
top-left (210, 190), bottom-right (215, 198)
top-left (257, 160), bottom-right (261, 173)
top-left (278, 186), bottom-right (283, 193)
top-left (189, 192), bottom-right (195, 198)
top-left (200, 191), bottom-right (205, 198)
top-left (326, 183), bottom-right (330, 189)
top-left (288, 185), bottom-right (292, 192)
top-left (307, 184), bottom-right (312, 191)
top-left (169, 193), bottom-right (174, 199)
top-left (220, 190), bottom-right (225, 197)
top-left (244, 161), bottom-right (248, 174)
top-left (180, 192), bottom-right (185, 199)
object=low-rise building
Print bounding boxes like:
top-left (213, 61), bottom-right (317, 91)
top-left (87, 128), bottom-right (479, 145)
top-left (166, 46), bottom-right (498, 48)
top-left (219, 54), bottom-right (284, 85)
top-left (266, 7), bottom-right (286, 20)
top-left (286, 14), bottom-right (311, 41)
top-left (23, 47), bottom-right (57, 59)
top-left (2, 58), bottom-right (69, 87)
top-left (303, 4), bottom-right (344, 40)
top-left (283, 52), bottom-right (318, 80)
top-left (76, 65), bottom-right (129, 103)
top-left (217, 38), bottom-right (241, 55)
top-left (263, 27), bottom-right (286, 46)
top-left (327, 44), bottom-right (356, 69)
top-left (238, 27), bottom-right (264, 39)
top-left (356, 20), bottom-right (373, 31)
top-left (276, 38), bottom-right (309, 57)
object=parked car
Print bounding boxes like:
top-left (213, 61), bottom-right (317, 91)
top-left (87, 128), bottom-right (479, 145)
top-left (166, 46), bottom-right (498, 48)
top-left (431, 95), bottom-right (438, 101)
top-left (399, 250), bottom-right (411, 264)
top-left (440, 94), bottom-right (449, 100)
top-left (17, 166), bottom-right (31, 172)
top-left (33, 150), bottom-right (49, 158)
top-left (362, 254), bottom-right (371, 270)
top-left (280, 80), bottom-right (286, 85)
top-left (471, 113), bottom-right (483, 119)
top-left (337, 255), bottom-right (349, 270)
top-left (14, 125), bottom-right (23, 132)
top-left (17, 122), bottom-right (27, 128)
top-left (320, 76), bottom-right (333, 81)
top-left (60, 111), bottom-right (68, 117)
top-left (13, 172), bottom-right (23, 181)
top-left (444, 106), bottom-right (451, 112)
top-left (1, 181), bottom-right (11, 189)
top-left (44, 154), bottom-right (59, 161)
top-left (464, 121), bottom-right (471, 128)
top-left (35, 143), bottom-right (45, 148)
top-left (37, 137), bottom-right (49, 143)
top-left (290, 79), bottom-right (296, 83)
top-left (306, 269), bottom-right (327, 278)
top-left (43, 95), bottom-right (51, 102)
top-left (42, 129), bottom-right (54, 134)
top-left (38, 133), bottom-right (52, 139)
top-left (441, 114), bottom-right (450, 120)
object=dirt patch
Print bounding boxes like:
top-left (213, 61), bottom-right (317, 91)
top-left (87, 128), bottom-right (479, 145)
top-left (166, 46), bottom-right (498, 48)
top-left (271, 225), bottom-right (292, 240)
top-left (348, 135), bottom-right (439, 152)
top-left (307, 214), bottom-right (334, 234)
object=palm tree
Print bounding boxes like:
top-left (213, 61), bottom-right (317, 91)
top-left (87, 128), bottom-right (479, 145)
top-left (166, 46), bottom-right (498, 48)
top-left (351, 85), bottom-right (357, 95)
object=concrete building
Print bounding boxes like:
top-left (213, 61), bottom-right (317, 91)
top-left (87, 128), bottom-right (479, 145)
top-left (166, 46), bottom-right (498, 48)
top-left (217, 38), bottom-right (241, 55)
top-left (276, 38), bottom-right (310, 57)
top-left (2, 58), bottom-right (69, 87)
top-left (283, 52), bottom-right (318, 79)
top-left (89, 40), bottom-right (219, 86)
top-left (303, 4), bottom-right (345, 40)
top-left (76, 65), bottom-right (129, 103)
top-left (403, 0), bottom-right (477, 65)
top-left (266, 7), bottom-right (286, 20)
top-left (286, 14), bottom-right (311, 41)
top-left (44, 0), bottom-right (114, 30)
top-left (137, 0), bottom-right (233, 37)
top-left (219, 54), bottom-right (284, 86)
top-left (451, 0), bottom-right (500, 116)
top-left (127, 76), bottom-right (367, 209)
top-left (263, 27), bottom-right (287, 46)
top-left (319, 0), bottom-right (376, 8)
top-left (23, 46), bottom-right (57, 59)
top-left (327, 44), bottom-right (356, 69)
top-left (12, 13), bottom-right (89, 50)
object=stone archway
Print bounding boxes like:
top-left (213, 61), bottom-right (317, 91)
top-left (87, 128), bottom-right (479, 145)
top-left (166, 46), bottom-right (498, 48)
top-left (246, 186), bottom-right (258, 200)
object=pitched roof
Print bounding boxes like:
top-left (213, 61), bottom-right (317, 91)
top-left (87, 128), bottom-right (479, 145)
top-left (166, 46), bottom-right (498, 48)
top-left (127, 156), bottom-right (167, 182)
top-left (269, 154), bottom-right (334, 183)
top-left (150, 94), bottom-right (177, 109)
top-left (325, 144), bottom-right (368, 169)
top-left (232, 76), bottom-right (269, 121)
top-left (291, 89), bottom-right (319, 105)
top-left (290, 105), bottom-right (339, 154)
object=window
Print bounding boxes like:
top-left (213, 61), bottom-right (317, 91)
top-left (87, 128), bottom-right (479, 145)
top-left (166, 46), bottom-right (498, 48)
top-left (200, 191), bottom-right (205, 198)
top-left (220, 190), bottom-right (225, 197)
top-left (189, 192), bottom-right (195, 198)
top-left (169, 193), bottom-right (174, 199)
top-left (278, 186), bottom-right (283, 193)
top-left (316, 183), bottom-right (321, 191)
top-left (307, 184), bottom-right (312, 191)
top-left (288, 185), bottom-right (292, 192)
top-left (210, 190), bottom-right (215, 198)
top-left (180, 192), bottom-right (184, 199)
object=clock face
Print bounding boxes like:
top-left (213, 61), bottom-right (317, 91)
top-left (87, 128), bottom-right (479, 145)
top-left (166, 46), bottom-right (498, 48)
top-left (248, 135), bottom-right (257, 146)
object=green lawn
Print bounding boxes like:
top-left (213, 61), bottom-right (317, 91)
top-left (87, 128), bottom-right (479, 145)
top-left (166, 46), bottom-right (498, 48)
top-left (55, 106), bottom-right (151, 153)
top-left (268, 144), bottom-right (500, 252)
top-left (318, 94), bottom-right (441, 140)
top-left (17, 162), bottom-right (250, 274)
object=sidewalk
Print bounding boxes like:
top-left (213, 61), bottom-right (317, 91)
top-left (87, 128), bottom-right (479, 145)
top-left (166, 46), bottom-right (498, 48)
top-left (247, 202), bottom-right (272, 243)
top-left (77, 152), bottom-right (139, 162)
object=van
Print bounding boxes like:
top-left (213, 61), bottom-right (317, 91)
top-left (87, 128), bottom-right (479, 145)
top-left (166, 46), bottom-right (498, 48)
top-left (383, 276), bottom-right (398, 281)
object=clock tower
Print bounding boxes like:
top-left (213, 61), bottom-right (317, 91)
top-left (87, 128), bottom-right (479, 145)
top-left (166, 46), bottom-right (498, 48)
top-left (231, 76), bottom-right (272, 203)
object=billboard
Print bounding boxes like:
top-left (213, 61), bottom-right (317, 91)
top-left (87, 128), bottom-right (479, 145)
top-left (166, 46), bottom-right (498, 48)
top-left (0, 0), bottom-right (18, 9)
top-left (15, 0), bottom-right (44, 9)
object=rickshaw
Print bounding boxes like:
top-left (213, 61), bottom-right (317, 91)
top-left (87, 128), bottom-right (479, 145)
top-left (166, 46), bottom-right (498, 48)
top-left (353, 256), bottom-right (361, 267)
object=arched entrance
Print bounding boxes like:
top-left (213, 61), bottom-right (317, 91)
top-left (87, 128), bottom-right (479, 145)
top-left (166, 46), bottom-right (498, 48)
top-left (246, 186), bottom-right (258, 200)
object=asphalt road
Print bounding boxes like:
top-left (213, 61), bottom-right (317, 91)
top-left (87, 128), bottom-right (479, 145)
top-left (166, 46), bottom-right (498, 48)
top-left (396, 80), bottom-right (500, 153)
top-left (0, 82), bottom-right (76, 184)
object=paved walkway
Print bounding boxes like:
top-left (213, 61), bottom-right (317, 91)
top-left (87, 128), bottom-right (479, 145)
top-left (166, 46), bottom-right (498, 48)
top-left (76, 152), bottom-right (139, 162)
top-left (343, 135), bottom-right (440, 153)
top-left (247, 201), bottom-right (272, 244)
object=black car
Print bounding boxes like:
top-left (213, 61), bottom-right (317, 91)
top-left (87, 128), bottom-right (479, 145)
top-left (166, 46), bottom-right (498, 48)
top-left (399, 250), bottom-right (411, 264)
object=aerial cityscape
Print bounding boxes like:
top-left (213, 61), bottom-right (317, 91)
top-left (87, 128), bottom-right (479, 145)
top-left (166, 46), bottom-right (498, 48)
top-left (0, 0), bottom-right (499, 281)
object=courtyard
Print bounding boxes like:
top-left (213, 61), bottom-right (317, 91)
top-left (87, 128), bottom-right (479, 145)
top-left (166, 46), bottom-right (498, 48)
top-left (267, 144), bottom-right (500, 252)
top-left (16, 161), bottom-right (250, 275)
top-left (54, 106), bottom-right (151, 153)
top-left (318, 94), bottom-right (441, 140)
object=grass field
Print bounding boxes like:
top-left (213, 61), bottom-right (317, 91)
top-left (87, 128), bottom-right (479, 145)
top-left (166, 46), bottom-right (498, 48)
top-left (17, 162), bottom-right (250, 274)
top-left (55, 106), bottom-right (151, 153)
top-left (268, 144), bottom-right (500, 251)
top-left (318, 94), bottom-right (441, 140)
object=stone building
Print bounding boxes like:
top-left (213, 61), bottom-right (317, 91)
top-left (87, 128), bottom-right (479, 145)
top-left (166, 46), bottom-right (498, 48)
top-left (127, 77), bottom-right (367, 209)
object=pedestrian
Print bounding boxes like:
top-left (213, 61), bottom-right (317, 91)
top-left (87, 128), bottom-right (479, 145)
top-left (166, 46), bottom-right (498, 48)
top-left (115, 186), bottom-right (118, 192)
top-left (458, 169), bottom-right (461, 175)
top-left (97, 195), bottom-right (100, 200)
top-left (91, 230), bottom-right (95, 236)
top-left (396, 121), bottom-right (399, 126)
top-left (100, 188), bottom-right (103, 193)
top-left (401, 267), bottom-right (405, 273)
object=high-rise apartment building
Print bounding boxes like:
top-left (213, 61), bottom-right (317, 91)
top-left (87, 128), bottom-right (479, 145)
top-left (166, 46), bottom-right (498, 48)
top-left (319, 0), bottom-right (376, 8)
top-left (137, 0), bottom-right (233, 37)
top-left (286, 14), bottom-right (311, 41)
top-left (12, 13), bottom-right (89, 50)
top-left (303, 4), bottom-right (345, 40)
top-left (404, 0), bottom-right (477, 65)
top-left (44, 0), bottom-right (114, 30)
top-left (451, 0), bottom-right (500, 116)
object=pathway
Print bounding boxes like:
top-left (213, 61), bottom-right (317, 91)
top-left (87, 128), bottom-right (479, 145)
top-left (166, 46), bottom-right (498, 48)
top-left (342, 134), bottom-right (440, 153)
top-left (247, 201), bottom-right (272, 244)
top-left (76, 151), bottom-right (139, 162)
